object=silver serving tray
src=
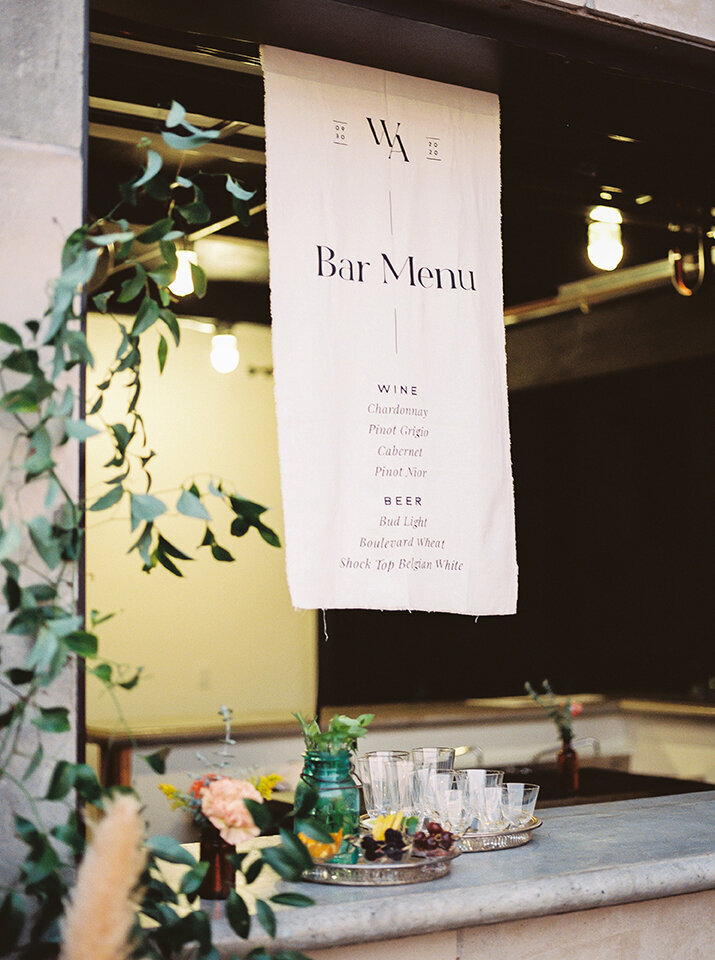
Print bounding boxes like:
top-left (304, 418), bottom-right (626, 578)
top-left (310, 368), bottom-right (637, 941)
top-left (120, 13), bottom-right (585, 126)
top-left (302, 849), bottom-right (460, 886)
top-left (458, 815), bottom-right (542, 852)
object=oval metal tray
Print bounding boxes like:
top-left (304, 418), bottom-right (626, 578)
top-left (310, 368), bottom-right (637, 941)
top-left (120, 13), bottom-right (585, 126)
top-left (302, 849), bottom-right (460, 886)
top-left (458, 815), bottom-right (542, 852)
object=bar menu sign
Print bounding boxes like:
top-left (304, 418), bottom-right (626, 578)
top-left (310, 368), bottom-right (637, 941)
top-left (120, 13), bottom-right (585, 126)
top-left (262, 47), bottom-right (517, 615)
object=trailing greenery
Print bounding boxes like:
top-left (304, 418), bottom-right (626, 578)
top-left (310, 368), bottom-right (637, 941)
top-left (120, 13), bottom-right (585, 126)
top-left (294, 713), bottom-right (374, 755)
top-left (0, 102), bottom-right (315, 960)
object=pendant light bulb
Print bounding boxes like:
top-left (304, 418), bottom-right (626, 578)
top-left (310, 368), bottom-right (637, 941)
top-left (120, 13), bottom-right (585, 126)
top-left (168, 250), bottom-right (198, 296)
top-left (587, 220), bottom-right (623, 271)
top-left (210, 333), bottom-right (239, 374)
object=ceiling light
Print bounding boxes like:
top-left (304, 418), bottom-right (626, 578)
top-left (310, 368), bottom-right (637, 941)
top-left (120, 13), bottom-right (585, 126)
top-left (600, 191), bottom-right (612, 201)
top-left (210, 333), bottom-right (240, 374)
top-left (168, 250), bottom-right (198, 296)
top-left (635, 195), bottom-right (653, 205)
top-left (608, 134), bottom-right (637, 143)
top-left (590, 205), bottom-right (622, 224)
top-left (587, 221), bottom-right (623, 271)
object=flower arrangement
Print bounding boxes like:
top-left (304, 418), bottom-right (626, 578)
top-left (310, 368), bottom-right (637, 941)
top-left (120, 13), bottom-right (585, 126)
top-left (159, 772), bottom-right (281, 844)
top-left (525, 679), bottom-right (583, 740)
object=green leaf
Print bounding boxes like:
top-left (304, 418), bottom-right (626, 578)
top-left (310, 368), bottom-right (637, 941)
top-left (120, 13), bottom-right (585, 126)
top-left (179, 861), bottom-right (209, 896)
top-left (91, 663), bottom-right (112, 683)
top-left (230, 516), bottom-right (250, 537)
top-left (160, 239), bottom-right (178, 271)
top-left (24, 626), bottom-right (59, 673)
top-left (224, 890), bottom-right (250, 939)
top-left (291, 786), bottom-right (319, 821)
top-left (117, 264), bottom-right (147, 303)
top-left (23, 744), bottom-right (44, 782)
top-left (143, 747), bottom-right (170, 773)
top-left (64, 418), bottom-right (100, 441)
top-left (6, 667), bottom-right (34, 686)
top-left (159, 308), bottom-right (180, 346)
top-left (92, 290), bottom-right (113, 314)
top-left (73, 764), bottom-right (103, 804)
top-left (147, 835), bottom-right (197, 866)
top-left (117, 669), bottom-right (142, 690)
top-left (243, 799), bottom-right (274, 834)
top-left (243, 858), bottom-right (264, 885)
top-left (129, 492), bottom-right (166, 531)
top-left (190, 262), bottom-right (207, 298)
top-left (176, 488), bottom-right (211, 521)
top-left (162, 129), bottom-right (220, 150)
top-left (278, 828), bottom-right (314, 871)
top-left (0, 322), bottom-right (23, 347)
top-left (25, 426), bottom-right (55, 477)
top-left (32, 706), bottom-right (70, 733)
top-left (157, 334), bottom-right (168, 373)
top-left (210, 543), bottom-right (234, 562)
top-left (255, 899), bottom-right (276, 939)
top-left (131, 295), bottom-right (160, 335)
top-left (259, 846), bottom-right (303, 882)
top-left (63, 630), bottom-right (98, 657)
top-left (46, 760), bottom-right (75, 800)
top-left (88, 230), bottom-right (135, 247)
top-left (27, 516), bottom-right (61, 569)
top-left (0, 523), bottom-right (22, 561)
top-left (89, 485), bottom-right (124, 512)
top-left (0, 890), bottom-right (27, 955)
top-left (136, 217), bottom-right (175, 245)
top-left (295, 818), bottom-right (334, 844)
top-left (270, 892), bottom-right (314, 908)
top-left (51, 812), bottom-right (85, 855)
top-left (257, 522), bottom-right (281, 548)
top-left (128, 522), bottom-right (153, 566)
top-left (230, 496), bottom-right (268, 519)
top-left (157, 534), bottom-right (192, 561)
top-left (225, 175), bottom-right (256, 202)
top-left (165, 101), bottom-right (186, 128)
top-left (133, 148), bottom-right (163, 188)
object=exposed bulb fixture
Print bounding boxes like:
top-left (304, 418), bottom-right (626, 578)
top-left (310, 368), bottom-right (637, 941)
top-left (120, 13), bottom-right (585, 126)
top-left (587, 205), bottom-right (623, 271)
top-left (210, 333), bottom-right (240, 374)
top-left (168, 250), bottom-right (198, 296)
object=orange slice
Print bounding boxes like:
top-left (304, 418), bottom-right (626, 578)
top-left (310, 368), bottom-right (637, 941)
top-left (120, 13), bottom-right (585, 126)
top-left (297, 828), bottom-right (344, 860)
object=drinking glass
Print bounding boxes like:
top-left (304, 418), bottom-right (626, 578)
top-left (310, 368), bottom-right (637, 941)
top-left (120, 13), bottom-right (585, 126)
top-left (356, 752), bottom-right (411, 819)
top-left (465, 769), bottom-right (505, 833)
top-left (428, 770), bottom-right (471, 835)
top-left (411, 747), bottom-right (455, 772)
top-left (501, 782), bottom-right (540, 826)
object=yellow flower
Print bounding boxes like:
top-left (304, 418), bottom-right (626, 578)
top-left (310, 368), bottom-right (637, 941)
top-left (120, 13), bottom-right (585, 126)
top-left (158, 783), bottom-right (186, 810)
top-left (251, 773), bottom-right (283, 801)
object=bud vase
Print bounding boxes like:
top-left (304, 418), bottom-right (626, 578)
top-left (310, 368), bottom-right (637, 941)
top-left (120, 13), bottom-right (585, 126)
top-left (295, 749), bottom-right (360, 864)
top-left (198, 822), bottom-right (235, 899)
top-left (557, 736), bottom-right (579, 797)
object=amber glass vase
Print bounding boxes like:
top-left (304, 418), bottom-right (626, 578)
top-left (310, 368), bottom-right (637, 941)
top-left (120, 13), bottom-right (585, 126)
top-left (557, 736), bottom-right (579, 797)
top-left (198, 822), bottom-right (235, 899)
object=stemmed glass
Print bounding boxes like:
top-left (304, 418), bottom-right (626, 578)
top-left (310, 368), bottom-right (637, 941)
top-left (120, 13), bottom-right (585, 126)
top-left (424, 770), bottom-right (472, 836)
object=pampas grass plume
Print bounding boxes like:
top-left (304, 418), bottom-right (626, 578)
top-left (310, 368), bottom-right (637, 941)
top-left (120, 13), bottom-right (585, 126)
top-left (61, 794), bottom-right (147, 960)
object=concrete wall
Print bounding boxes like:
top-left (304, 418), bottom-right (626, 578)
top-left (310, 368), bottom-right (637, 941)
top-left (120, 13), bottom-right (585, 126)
top-left (0, 0), bottom-right (85, 886)
top-left (555, 1), bottom-right (715, 42)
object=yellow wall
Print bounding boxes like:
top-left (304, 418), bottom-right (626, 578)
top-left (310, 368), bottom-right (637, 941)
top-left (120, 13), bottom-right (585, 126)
top-left (84, 314), bottom-right (317, 729)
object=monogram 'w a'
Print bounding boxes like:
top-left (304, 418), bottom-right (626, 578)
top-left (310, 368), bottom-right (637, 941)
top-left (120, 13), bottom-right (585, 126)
top-left (366, 118), bottom-right (410, 161)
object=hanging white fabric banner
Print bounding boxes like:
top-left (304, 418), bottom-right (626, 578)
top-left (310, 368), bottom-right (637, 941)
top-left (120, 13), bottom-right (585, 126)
top-left (262, 46), bottom-right (517, 615)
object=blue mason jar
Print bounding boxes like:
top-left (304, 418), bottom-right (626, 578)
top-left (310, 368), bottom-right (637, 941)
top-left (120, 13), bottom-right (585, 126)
top-left (295, 749), bottom-right (360, 863)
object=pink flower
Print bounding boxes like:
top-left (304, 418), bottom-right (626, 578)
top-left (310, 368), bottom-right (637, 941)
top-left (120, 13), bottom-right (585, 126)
top-left (200, 777), bottom-right (263, 845)
top-left (570, 702), bottom-right (583, 717)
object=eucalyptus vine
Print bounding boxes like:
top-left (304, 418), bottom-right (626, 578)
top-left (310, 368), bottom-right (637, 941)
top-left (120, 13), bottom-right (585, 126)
top-left (0, 103), bottom-right (316, 960)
